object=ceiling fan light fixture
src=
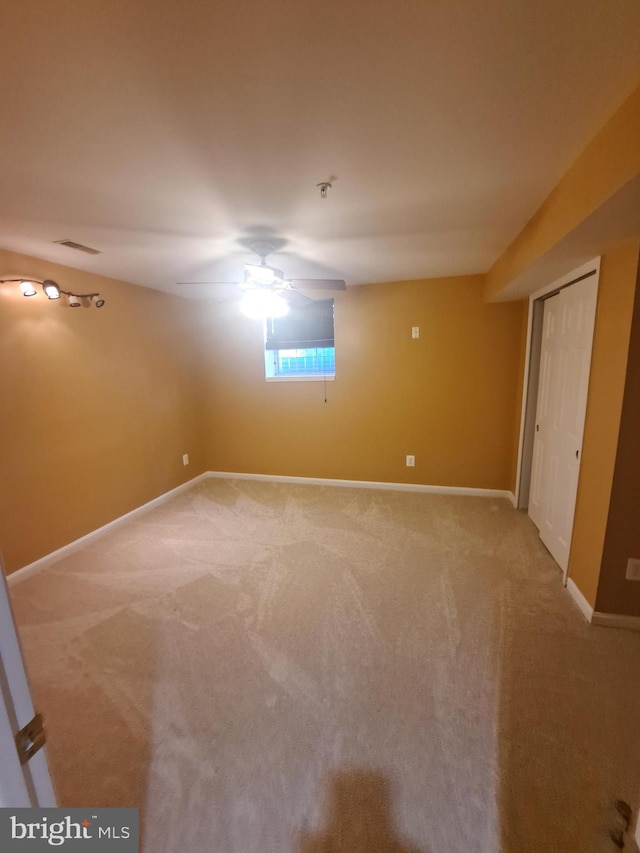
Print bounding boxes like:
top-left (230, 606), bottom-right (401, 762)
top-left (240, 289), bottom-right (289, 320)
top-left (244, 263), bottom-right (284, 286)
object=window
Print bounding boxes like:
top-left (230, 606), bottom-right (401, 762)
top-left (265, 346), bottom-right (335, 379)
top-left (264, 299), bottom-right (335, 381)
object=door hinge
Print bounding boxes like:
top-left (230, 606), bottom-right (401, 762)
top-left (15, 713), bottom-right (46, 764)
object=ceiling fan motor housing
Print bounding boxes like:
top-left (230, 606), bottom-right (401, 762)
top-left (244, 263), bottom-right (284, 287)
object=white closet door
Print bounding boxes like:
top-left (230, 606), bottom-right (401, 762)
top-left (529, 278), bottom-right (598, 576)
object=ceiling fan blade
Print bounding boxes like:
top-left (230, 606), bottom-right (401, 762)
top-left (288, 278), bottom-right (346, 291)
top-left (280, 289), bottom-right (313, 307)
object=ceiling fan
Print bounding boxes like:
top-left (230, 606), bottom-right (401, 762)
top-left (177, 240), bottom-right (346, 317)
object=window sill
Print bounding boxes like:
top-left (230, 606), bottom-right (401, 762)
top-left (265, 375), bottom-right (336, 383)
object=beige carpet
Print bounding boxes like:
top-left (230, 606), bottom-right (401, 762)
top-left (8, 478), bottom-right (640, 852)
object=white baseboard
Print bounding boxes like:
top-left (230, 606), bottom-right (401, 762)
top-left (506, 491), bottom-right (517, 507)
top-left (592, 612), bottom-right (640, 632)
top-left (566, 578), bottom-right (595, 623)
top-left (566, 579), bottom-right (640, 631)
top-left (7, 473), bottom-right (209, 587)
top-left (207, 471), bottom-right (514, 500)
top-left (10, 470), bottom-right (640, 632)
top-left (5, 471), bottom-right (514, 587)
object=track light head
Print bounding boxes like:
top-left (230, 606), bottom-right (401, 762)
top-left (68, 293), bottom-right (81, 308)
top-left (42, 280), bottom-right (60, 300)
top-left (20, 281), bottom-right (37, 297)
top-left (92, 295), bottom-right (105, 308)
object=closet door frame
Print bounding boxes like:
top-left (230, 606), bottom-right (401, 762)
top-left (514, 258), bottom-right (600, 581)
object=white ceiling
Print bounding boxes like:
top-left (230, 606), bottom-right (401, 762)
top-left (0, 0), bottom-right (639, 295)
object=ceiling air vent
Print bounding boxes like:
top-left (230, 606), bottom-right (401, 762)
top-left (53, 239), bottom-right (101, 255)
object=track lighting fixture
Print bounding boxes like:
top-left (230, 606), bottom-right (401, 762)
top-left (0, 278), bottom-right (105, 308)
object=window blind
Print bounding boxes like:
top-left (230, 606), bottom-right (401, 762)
top-left (265, 299), bottom-right (334, 350)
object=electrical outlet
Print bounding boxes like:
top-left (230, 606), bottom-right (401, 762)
top-left (406, 455), bottom-right (415, 467)
top-left (411, 326), bottom-right (420, 339)
top-left (182, 453), bottom-right (189, 466)
top-left (626, 558), bottom-right (640, 581)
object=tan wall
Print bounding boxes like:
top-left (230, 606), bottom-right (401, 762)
top-left (509, 302), bottom-right (530, 492)
top-left (596, 253), bottom-right (640, 615)
top-left (0, 248), bottom-right (206, 575)
top-left (485, 86), bottom-right (640, 301)
top-left (197, 276), bottom-right (524, 490)
top-left (567, 238), bottom-right (640, 607)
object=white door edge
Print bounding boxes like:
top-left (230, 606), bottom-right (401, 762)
top-left (0, 560), bottom-right (56, 807)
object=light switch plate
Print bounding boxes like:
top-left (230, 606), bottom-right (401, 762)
top-left (626, 558), bottom-right (640, 581)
